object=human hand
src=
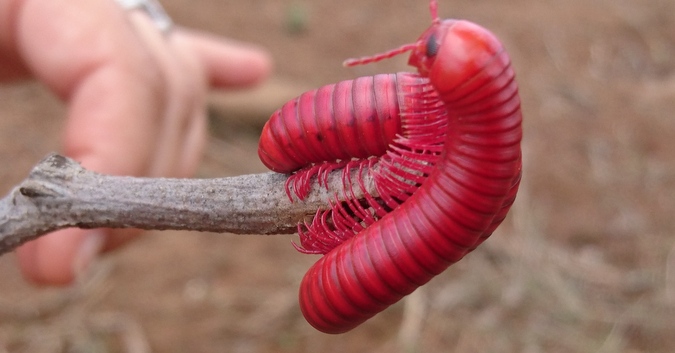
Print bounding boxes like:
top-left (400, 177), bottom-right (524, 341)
top-left (0, 0), bottom-right (272, 285)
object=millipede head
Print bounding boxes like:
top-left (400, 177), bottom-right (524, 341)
top-left (342, 0), bottom-right (443, 72)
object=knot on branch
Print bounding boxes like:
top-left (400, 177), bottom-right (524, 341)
top-left (29, 153), bottom-right (83, 180)
top-left (18, 184), bottom-right (58, 198)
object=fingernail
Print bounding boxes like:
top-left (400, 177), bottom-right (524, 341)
top-left (72, 230), bottom-right (106, 279)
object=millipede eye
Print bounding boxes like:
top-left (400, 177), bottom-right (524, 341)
top-left (425, 33), bottom-right (439, 57)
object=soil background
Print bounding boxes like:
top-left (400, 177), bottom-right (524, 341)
top-left (2, 0), bottom-right (675, 352)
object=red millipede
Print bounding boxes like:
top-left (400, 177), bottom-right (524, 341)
top-left (258, 0), bottom-right (522, 334)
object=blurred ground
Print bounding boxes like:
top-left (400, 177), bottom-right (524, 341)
top-left (2, 0), bottom-right (675, 352)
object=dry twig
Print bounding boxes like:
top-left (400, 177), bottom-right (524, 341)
top-left (0, 153), bottom-right (376, 255)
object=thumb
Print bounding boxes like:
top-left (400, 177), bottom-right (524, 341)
top-left (16, 228), bottom-right (105, 285)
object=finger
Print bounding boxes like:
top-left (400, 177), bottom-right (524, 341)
top-left (176, 107), bottom-right (208, 177)
top-left (16, 226), bottom-right (140, 285)
top-left (16, 228), bottom-right (105, 285)
top-left (14, 0), bottom-right (165, 170)
top-left (174, 29), bottom-right (273, 89)
top-left (127, 17), bottom-right (209, 178)
top-left (14, 0), bottom-right (167, 285)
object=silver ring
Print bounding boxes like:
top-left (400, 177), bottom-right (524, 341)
top-left (117, 0), bottom-right (174, 34)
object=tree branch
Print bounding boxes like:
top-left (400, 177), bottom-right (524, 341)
top-left (0, 153), bottom-right (376, 256)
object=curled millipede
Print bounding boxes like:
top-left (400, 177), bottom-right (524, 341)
top-left (258, 0), bottom-right (522, 334)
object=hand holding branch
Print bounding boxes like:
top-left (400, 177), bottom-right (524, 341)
top-left (1, 0), bottom-right (271, 284)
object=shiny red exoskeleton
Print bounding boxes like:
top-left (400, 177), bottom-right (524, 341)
top-left (258, 0), bottom-right (522, 334)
